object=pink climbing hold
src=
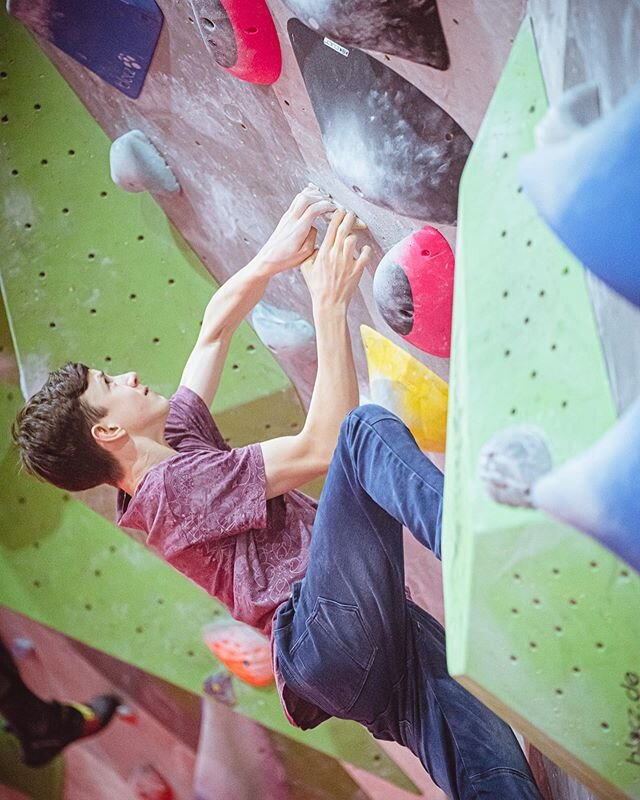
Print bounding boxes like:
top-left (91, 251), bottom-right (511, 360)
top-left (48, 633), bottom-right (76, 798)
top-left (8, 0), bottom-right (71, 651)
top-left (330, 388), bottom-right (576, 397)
top-left (373, 225), bottom-right (455, 358)
top-left (191, 0), bottom-right (281, 85)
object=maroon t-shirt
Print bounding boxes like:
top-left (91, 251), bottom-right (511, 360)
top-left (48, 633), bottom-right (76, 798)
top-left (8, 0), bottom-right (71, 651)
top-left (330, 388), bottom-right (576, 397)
top-left (117, 386), bottom-right (317, 637)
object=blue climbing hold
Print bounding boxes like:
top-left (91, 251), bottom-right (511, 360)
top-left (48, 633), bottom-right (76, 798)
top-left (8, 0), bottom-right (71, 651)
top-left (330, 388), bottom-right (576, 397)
top-left (532, 396), bottom-right (640, 573)
top-left (521, 82), bottom-right (640, 308)
top-left (8, 0), bottom-right (163, 99)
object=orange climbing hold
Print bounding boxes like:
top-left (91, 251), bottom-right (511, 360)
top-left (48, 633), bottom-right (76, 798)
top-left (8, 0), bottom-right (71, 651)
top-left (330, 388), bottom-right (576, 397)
top-left (203, 620), bottom-right (274, 686)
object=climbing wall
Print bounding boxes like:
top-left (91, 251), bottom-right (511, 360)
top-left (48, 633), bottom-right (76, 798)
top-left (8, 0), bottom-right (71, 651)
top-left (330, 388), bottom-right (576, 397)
top-left (442, 20), bottom-right (640, 800)
top-left (0, 9), bottom-right (417, 795)
top-left (3, 0), bottom-right (635, 798)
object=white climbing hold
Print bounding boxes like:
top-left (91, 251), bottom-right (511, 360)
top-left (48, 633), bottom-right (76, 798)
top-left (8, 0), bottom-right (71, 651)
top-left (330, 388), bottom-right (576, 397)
top-left (478, 424), bottom-right (553, 509)
top-left (109, 130), bottom-right (180, 195)
top-left (251, 302), bottom-right (315, 353)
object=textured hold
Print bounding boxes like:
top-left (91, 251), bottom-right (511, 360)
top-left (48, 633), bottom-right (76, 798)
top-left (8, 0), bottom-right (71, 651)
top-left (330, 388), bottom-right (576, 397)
top-left (8, 0), bottom-right (163, 99)
top-left (521, 80), bottom-right (640, 308)
top-left (534, 82), bottom-right (601, 147)
top-left (532, 397), bottom-right (640, 572)
top-left (373, 226), bottom-right (454, 357)
top-left (10, 636), bottom-right (35, 659)
top-left (189, 0), bottom-right (281, 84)
top-left (361, 325), bottom-right (448, 452)
top-left (251, 302), bottom-right (315, 353)
top-left (281, 0), bottom-right (449, 70)
top-left (478, 425), bottom-right (553, 509)
top-left (289, 19), bottom-right (471, 224)
top-left (203, 620), bottom-right (274, 686)
top-left (203, 671), bottom-right (237, 707)
top-left (109, 130), bottom-right (180, 195)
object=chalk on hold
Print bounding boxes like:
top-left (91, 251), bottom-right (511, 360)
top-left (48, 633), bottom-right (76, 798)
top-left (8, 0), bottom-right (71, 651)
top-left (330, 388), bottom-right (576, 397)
top-left (361, 325), bottom-right (448, 452)
top-left (373, 226), bottom-right (454, 357)
top-left (251, 302), bottom-right (315, 354)
top-left (532, 397), bottom-right (640, 573)
top-left (289, 19), bottom-right (470, 225)
top-left (281, 0), bottom-right (449, 70)
top-left (534, 83), bottom-right (600, 148)
top-left (109, 130), bottom-right (179, 195)
top-left (478, 425), bottom-right (553, 509)
top-left (521, 81), bottom-right (640, 308)
top-left (203, 620), bottom-right (274, 686)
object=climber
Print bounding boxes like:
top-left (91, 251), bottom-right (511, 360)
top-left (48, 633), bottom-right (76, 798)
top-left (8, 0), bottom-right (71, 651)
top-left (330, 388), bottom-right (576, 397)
top-left (12, 187), bottom-right (541, 798)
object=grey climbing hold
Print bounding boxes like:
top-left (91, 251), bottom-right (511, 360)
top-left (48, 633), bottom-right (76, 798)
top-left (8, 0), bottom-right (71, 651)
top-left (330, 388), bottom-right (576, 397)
top-left (478, 424), bottom-right (553, 509)
top-left (109, 130), bottom-right (180, 195)
top-left (534, 82), bottom-right (601, 148)
top-left (251, 302), bottom-right (315, 354)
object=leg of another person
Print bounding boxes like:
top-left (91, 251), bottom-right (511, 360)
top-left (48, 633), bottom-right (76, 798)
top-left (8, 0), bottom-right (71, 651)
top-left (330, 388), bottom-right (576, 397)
top-left (0, 635), bottom-right (120, 766)
top-left (275, 405), bottom-right (541, 799)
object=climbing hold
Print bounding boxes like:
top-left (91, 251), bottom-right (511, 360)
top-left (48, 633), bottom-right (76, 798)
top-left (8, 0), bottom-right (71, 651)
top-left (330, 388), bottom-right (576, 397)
top-left (478, 425), bottom-right (553, 509)
top-left (189, 0), bottom-right (281, 84)
top-left (203, 671), bottom-right (237, 707)
top-left (10, 637), bottom-right (35, 660)
top-left (373, 226), bottom-right (454, 357)
top-left (521, 81), bottom-right (640, 308)
top-left (531, 397), bottom-right (640, 573)
top-left (109, 130), bottom-right (180, 195)
top-left (251, 302), bottom-right (315, 353)
top-left (534, 83), bottom-right (601, 148)
top-left (289, 19), bottom-right (471, 224)
top-left (8, 0), bottom-right (163, 99)
top-left (361, 325), bottom-right (448, 452)
top-left (203, 620), bottom-right (274, 686)
top-left (115, 705), bottom-right (139, 724)
top-left (282, 0), bottom-right (449, 70)
top-left (128, 764), bottom-right (174, 800)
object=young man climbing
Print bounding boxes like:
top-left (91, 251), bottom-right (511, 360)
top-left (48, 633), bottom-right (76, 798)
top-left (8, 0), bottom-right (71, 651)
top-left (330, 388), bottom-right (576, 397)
top-left (13, 187), bottom-right (542, 799)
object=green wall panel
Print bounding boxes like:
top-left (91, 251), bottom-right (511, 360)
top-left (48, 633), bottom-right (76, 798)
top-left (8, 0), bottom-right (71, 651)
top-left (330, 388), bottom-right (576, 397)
top-left (0, 9), bottom-right (289, 413)
top-left (442, 20), bottom-right (640, 800)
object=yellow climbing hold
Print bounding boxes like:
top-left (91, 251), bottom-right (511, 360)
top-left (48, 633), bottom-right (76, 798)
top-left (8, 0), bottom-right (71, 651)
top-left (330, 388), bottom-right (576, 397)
top-left (361, 325), bottom-right (448, 452)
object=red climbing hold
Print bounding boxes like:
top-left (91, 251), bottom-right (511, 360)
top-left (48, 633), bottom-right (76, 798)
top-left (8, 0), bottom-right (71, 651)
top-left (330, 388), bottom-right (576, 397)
top-left (373, 226), bottom-right (455, 358)
top-left (191, 0), bottom-right (281, 85)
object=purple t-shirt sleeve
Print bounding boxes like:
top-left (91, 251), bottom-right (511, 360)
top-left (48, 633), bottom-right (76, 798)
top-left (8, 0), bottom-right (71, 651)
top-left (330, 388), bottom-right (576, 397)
top-left (165, 385), bottom-right (230, 451)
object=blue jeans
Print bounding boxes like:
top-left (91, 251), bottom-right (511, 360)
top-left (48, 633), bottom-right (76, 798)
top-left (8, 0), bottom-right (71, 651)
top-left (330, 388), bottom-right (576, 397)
top-left (274, 405), bottom-right (541, 799)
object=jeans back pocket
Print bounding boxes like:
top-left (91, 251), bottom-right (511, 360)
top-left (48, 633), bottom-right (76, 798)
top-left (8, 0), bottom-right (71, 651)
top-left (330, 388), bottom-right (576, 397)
top-left (290, 598), bottom-right (376, 717)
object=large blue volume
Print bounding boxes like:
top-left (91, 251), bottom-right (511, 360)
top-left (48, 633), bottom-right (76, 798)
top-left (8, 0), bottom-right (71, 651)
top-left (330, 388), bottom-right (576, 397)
top-left (9, 0), bottom-right (163, 99)
top-left (521, 83), bottom-right (640, 308)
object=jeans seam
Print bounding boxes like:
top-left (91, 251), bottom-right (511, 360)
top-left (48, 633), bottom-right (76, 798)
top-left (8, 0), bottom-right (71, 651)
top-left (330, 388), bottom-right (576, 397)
top-left (352, 416), bottom-right (444, 503)
top-left (469, 766), bottom-right (537, 782)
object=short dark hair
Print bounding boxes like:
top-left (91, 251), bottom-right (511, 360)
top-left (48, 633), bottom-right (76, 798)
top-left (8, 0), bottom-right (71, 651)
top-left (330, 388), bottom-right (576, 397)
top-left (11, 362), bottom-right (123, 491)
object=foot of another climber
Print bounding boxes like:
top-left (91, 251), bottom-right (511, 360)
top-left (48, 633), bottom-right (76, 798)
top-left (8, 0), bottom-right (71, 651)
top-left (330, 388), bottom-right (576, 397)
top-left (16, 694), bottom-right (121, 767)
